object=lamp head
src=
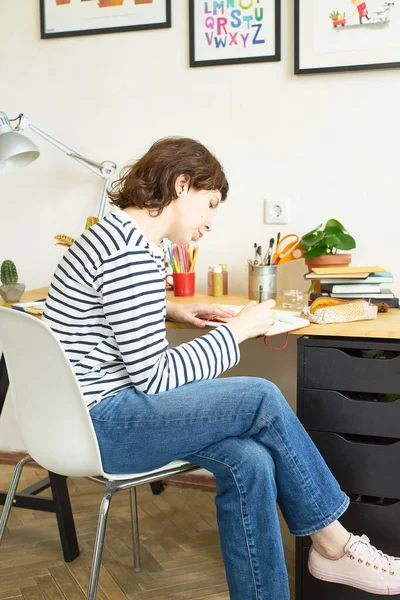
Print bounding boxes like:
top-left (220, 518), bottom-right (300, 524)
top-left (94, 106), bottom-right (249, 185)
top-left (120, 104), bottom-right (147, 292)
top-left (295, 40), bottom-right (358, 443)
top-left (0, 112), bottom-right (40, 173)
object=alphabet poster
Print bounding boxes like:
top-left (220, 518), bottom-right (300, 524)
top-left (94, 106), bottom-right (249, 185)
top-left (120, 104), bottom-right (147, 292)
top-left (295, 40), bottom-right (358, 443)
top-left (189, 0), bottom-right (281, 67)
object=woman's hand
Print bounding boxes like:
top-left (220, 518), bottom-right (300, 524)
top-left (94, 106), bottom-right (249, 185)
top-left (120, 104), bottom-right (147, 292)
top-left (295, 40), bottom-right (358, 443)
top-left (166, 302), bottom-right (239, 328)
top-left (227, 300), bottom-right (276, 344)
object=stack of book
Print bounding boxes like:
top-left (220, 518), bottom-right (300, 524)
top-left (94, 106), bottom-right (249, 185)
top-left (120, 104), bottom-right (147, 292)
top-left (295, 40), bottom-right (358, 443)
top-left (305, 266), bottom-right (399, 308)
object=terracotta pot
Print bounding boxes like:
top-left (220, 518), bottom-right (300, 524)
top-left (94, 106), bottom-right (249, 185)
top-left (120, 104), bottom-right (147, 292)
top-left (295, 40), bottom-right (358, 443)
top-left (305, 254), bottom-right (352, 293)
top-left (134, 0), bottom-right (153, 4)
top-left (55, 0), bottom-right (71, 5)
top-left (98, 0), bottom-right (124, 7)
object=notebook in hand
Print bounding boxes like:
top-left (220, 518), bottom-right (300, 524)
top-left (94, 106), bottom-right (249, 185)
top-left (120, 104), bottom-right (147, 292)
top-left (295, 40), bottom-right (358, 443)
top-left (205, 305), bottom-right (310, 337)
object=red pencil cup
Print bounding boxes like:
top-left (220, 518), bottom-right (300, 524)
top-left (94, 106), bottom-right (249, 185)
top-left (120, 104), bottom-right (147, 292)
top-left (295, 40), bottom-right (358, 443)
top-left (166, 272), bottom-right (195, 297)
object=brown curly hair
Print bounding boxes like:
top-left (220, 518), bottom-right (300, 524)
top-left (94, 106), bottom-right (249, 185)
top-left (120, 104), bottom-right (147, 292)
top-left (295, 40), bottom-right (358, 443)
top-left (108, 137), bottom-right (229, 215)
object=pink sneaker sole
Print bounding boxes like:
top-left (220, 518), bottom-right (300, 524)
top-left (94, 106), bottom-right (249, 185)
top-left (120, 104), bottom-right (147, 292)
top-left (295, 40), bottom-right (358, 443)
top-left (308, 560), bottom-right (400, 596)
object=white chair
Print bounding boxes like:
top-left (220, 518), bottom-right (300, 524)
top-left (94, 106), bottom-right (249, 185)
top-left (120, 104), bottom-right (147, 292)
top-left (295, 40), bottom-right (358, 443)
top-left (0, 306), bottom-right (199, 599)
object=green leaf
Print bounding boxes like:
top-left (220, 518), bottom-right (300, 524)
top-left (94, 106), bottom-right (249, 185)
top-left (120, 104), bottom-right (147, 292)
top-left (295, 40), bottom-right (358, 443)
top-left (322, 227), bottom-right (345, 249)
top-left (301, 224), bottom-right (323, 238)
top-left (299, 231), bottom-right (325, 250)
top-left (303, 245), bottom-right (328, 258)
top-left (324, 226), bottom-right (344, 236)
top-left (323, 233), bottom-right (341, 248)
top-left (300, 220), bottom-right (355, 255)
top-left (299, 239), bottom-right (309, 251)
top-left (333, 233), bottom-right (356, 251)
top-left (325, 219), bottom-right (345, 232)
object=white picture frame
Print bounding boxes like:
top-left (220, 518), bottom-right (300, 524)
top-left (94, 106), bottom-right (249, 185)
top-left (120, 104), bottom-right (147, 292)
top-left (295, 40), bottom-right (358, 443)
top-left (295, 0), bottom-right (400, 74)
top-left (40, 0), bottom-right (171, 39)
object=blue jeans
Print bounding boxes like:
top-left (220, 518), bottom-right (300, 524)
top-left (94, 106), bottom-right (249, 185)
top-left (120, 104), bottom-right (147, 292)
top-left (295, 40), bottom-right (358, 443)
top-left (90, 376), bottom-right (349, 600)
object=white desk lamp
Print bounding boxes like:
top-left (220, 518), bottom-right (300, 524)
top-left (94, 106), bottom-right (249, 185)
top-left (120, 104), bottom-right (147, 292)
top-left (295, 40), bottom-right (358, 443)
top-left (0, 112), bottom-right (116, 219)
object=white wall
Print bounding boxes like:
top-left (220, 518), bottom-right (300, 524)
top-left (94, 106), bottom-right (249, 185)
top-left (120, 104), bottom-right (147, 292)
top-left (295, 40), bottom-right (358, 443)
top-left (1, 0), bottom-right (399, 450)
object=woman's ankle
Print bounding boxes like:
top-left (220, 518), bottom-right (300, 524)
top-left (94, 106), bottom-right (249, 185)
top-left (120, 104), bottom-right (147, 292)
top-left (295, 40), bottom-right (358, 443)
top-left (310, 520), bottom-right (351, 560)
top-left (311, 542), bottom-right (346, 560)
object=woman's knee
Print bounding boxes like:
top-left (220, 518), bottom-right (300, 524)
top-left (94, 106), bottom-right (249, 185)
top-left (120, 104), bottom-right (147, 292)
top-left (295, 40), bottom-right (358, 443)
top-left (192, 438), bottom-right (278, 506)
top-left (223, 376), bottom-right (289, 428)
top-left (245, 377), bottom-right (289, 416)
top-left (236, 376), bottom-right (281, 398)
top-left (192, 437), bottom-right (276, 479)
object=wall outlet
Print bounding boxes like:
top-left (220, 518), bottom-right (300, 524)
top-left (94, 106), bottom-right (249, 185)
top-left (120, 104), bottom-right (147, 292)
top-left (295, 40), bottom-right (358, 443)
top-left (264, 199), bottom-right (290, 224)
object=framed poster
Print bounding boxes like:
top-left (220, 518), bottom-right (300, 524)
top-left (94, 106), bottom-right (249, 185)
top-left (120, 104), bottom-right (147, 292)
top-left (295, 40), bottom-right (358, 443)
top-left (189, 0), bottom-right (281, 68)
top-left (295, 0), bottom-right (400, 74)
top-left (40, 0), bottom-right (171, 39)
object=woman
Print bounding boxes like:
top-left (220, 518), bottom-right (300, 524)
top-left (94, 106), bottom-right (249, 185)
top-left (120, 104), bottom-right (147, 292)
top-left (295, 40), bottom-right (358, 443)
top-left (43, 137), bottom-right (400, 599)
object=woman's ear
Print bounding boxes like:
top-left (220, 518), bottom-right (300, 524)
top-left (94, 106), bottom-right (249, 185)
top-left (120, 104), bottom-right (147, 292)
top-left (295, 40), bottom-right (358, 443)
top-left (174, 174), bottom-right (190, 197)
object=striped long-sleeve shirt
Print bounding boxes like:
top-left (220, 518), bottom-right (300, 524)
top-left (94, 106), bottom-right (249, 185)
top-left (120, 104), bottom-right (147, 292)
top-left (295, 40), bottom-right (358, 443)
top-left (42, 206), bottom-right (240, 407)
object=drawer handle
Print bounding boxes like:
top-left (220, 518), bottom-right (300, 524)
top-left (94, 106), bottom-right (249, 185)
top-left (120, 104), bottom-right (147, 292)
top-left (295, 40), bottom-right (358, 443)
top-left (345, 391), bottom-right (400, 403)
top-left (349, 495), bottom-right (400, 506)
top-left (337, 433), bottom-right (399, 446)
top-left (330, 349), bottom-right (400, 361)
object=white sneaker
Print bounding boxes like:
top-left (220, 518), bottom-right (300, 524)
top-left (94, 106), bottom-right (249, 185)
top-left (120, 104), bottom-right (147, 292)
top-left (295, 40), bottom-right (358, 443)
top-left (308, 534), bottom-right (400, 595)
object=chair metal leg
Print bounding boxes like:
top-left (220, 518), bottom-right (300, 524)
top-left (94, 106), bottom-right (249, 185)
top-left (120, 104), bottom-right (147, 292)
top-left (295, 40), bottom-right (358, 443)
top-left (129, 486), bottom-right (141, 572)
top-left (87, 484), bottom-right (114, 600)
top-left (0, 455), bottom-right (33, 546)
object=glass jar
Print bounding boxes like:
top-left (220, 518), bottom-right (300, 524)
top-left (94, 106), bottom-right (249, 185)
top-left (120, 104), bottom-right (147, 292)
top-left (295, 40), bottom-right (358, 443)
top-left (282, 289), bottom-right (305, 309)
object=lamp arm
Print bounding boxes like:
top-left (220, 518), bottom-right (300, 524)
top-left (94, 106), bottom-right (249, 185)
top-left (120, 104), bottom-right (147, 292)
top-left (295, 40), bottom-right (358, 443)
top-left (98, 174), bottom-right (114, 221)
top-left (15, 114), bottom-right (116, 218)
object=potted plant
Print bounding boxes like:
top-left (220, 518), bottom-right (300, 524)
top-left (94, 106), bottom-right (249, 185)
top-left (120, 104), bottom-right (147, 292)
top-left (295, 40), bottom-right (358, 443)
top-left (0, 260), bottom-right (26, 303)
top-left (299, 219), bottom-right (356, 270)
top-left (300, 219), bottom-right (356, 293)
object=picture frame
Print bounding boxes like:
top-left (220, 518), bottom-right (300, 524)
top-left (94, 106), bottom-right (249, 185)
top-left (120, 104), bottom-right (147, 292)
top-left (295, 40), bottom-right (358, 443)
top-left (40, 0), bottom-right (171, 39)
top-left (189, 0), bottom-right (281, 68)
top-left (295, 0), bottom-right (400, 75)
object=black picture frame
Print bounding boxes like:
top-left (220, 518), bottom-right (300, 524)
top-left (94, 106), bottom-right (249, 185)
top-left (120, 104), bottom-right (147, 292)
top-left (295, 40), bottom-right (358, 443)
top-left (40, 0), bottom-right (171, 39)
top-left (189, 0), bottom-right (281, 68)
top-left (295, 0), bottom-right (400, 75)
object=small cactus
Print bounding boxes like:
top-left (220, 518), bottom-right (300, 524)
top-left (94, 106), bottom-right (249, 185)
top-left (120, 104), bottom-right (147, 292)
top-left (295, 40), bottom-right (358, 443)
top-left (0, 260), bottom-right (18, 285)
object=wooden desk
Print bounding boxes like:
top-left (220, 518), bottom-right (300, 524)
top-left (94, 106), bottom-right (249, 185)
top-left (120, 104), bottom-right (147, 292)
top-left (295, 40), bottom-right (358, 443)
top-left (164, 290), bottom-right (400, 339)
top-left (5, 287), bottom-right (400, 339)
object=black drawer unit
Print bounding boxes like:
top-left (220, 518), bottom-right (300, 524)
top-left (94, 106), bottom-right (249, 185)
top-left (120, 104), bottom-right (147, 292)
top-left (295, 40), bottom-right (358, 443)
top-left (302, 344), bottom-right (400, 394)
top-left (296, 336), bottom-right (400, 600)
top-left (303, 389), bottom-right (400, 438)
top-left (309, 431), bottom-right (400, 498)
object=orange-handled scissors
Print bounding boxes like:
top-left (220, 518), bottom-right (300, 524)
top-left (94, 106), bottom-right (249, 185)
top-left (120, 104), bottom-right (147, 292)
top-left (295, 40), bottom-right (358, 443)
top-left (272, 234), bottom-right (304, 265)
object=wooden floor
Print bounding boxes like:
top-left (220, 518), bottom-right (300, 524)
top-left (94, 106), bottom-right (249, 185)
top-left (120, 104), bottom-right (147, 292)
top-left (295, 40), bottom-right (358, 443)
top-left (0, 465), bottom-right (295, 599)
